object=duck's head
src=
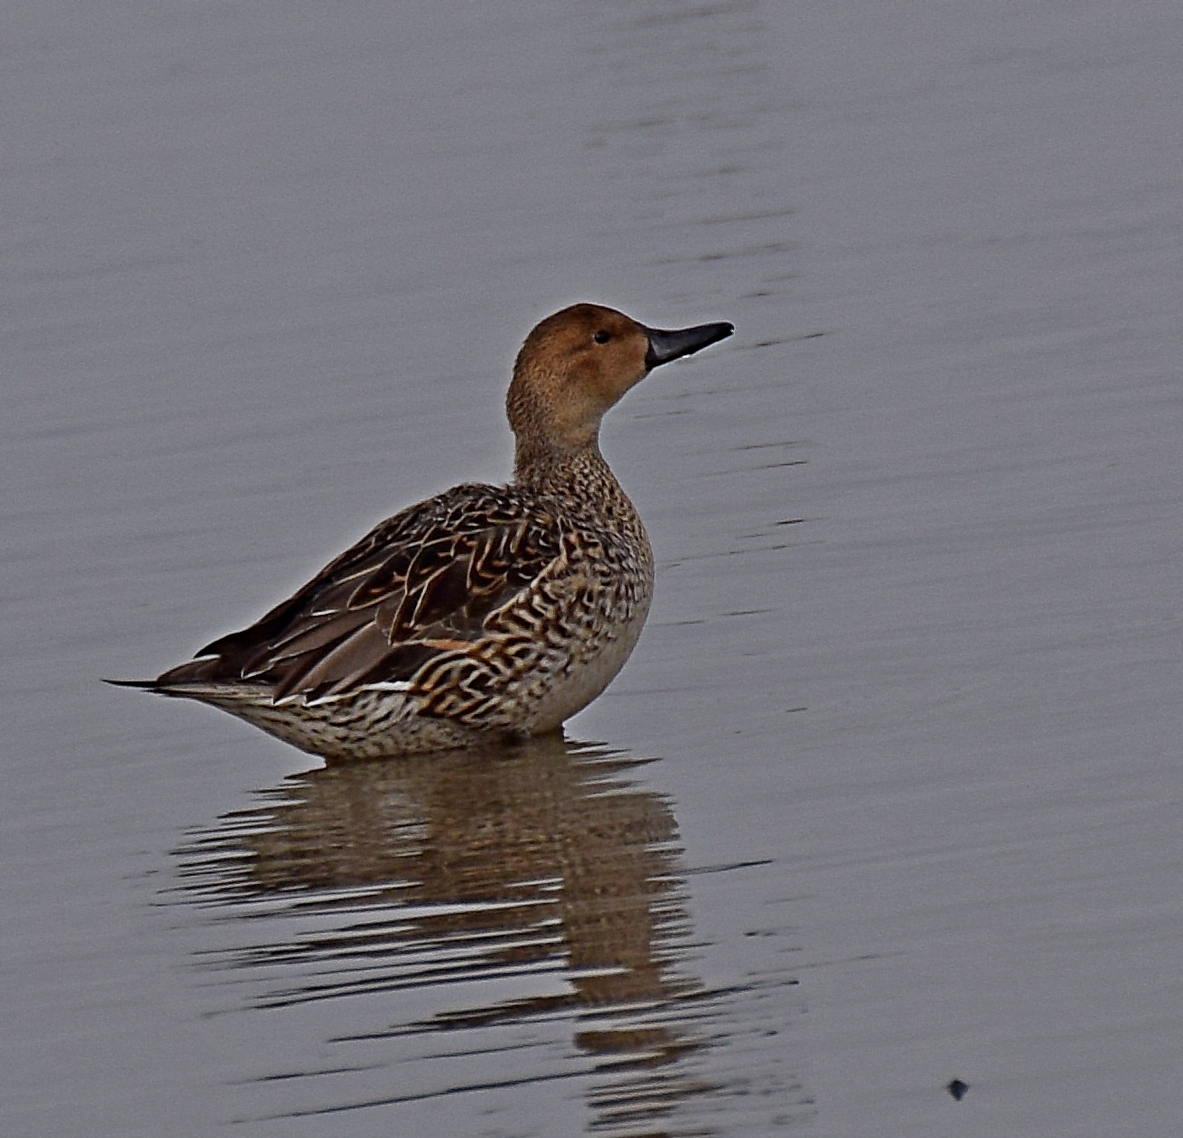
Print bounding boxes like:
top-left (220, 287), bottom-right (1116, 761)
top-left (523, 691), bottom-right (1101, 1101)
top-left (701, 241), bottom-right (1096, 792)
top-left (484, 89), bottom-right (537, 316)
top-left (507, 303), bottom-right (733, 460)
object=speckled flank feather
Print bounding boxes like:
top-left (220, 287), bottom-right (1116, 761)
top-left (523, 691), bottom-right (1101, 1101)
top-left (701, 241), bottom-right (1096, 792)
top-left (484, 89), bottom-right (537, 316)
top-left (118, 303), bottom-right (731, 758)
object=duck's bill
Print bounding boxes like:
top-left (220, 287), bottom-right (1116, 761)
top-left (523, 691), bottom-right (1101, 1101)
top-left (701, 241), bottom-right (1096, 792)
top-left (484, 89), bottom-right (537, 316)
top-left (644, 321), bottom-right (734, 369)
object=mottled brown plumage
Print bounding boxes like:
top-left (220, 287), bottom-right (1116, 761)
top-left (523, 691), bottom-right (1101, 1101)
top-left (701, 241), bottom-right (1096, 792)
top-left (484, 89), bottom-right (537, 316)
top-left (112, 303), bottom-right (732, 758)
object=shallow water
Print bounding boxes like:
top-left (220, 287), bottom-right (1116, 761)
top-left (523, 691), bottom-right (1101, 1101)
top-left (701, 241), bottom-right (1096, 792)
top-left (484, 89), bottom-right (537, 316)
top-left (165, 739), bottom-right (806, 1133)
top-left (5, 1), bottom-right (1182, 1135)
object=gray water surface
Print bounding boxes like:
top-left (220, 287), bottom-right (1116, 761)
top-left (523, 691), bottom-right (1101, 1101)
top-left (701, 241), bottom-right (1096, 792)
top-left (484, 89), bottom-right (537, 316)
top-left (5, 2), bottom-right (1181, 1135)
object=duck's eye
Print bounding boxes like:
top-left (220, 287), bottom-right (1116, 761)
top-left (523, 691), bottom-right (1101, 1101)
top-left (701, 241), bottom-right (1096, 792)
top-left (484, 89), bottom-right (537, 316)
top-left (592, 330), bottom-right (612, 345)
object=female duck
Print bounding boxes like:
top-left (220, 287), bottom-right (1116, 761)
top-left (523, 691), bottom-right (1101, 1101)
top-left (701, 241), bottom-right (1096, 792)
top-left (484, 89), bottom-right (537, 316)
top-left (115, 304), bottom-right (732, 758)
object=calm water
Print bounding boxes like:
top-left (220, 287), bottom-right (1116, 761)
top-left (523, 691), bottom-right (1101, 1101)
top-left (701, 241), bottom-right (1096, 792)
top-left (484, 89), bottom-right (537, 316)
top-left (5, 1), bottom-right (1181, 1135)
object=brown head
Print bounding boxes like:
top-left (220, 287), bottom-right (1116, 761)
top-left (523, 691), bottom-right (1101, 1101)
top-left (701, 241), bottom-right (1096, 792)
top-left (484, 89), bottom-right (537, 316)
top-left (506, 303), bottom-right (733, 473)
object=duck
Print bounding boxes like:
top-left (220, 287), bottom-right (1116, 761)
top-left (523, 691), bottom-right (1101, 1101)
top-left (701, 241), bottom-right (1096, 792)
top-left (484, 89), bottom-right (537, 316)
top-left (110, 303), bottom-right (733, 759)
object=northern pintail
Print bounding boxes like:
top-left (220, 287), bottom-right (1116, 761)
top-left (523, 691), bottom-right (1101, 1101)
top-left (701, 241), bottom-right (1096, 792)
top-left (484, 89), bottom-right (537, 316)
top-left (112, 304), bottom-right (732, 758)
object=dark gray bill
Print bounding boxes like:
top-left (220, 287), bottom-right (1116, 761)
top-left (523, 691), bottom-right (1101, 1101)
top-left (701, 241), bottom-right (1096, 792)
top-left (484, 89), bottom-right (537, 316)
top-left (644, 321), bottom-right (734, 369)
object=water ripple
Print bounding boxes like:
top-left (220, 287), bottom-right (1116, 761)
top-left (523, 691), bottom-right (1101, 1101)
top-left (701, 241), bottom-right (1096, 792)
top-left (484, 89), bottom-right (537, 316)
top-left (166, 738), bottom-right (806, 1133)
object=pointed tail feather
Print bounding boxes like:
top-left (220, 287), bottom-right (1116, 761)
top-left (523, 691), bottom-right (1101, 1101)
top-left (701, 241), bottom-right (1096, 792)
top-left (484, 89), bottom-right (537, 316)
top-left (103, 672), bottom-right (278, 710)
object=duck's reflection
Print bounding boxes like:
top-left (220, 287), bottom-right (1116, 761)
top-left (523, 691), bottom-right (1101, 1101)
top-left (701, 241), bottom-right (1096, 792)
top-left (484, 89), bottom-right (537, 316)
top-left (174, 737), bottom-right (718, 1133)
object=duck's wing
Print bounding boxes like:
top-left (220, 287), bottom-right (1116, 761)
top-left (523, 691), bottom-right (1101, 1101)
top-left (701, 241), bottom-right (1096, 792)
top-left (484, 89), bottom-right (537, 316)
top-left (158, 484), bottom-right (563, 703)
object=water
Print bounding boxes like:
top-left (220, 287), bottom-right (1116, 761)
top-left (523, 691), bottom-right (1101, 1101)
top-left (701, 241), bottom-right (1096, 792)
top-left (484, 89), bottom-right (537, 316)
top-left (5, 1), bottom-right (1181, 1135)
top-left (165, 740), bottom-right (806, 1133)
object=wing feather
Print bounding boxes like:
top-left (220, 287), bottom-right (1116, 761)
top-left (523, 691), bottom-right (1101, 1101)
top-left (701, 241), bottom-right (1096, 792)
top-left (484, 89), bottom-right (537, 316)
top-left (160, 484), bottom-right (564, 702)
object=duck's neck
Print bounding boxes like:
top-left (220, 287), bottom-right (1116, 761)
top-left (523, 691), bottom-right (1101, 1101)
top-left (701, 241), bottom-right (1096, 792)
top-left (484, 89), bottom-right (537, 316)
top-left (513, 435), bottom-right (627, 505)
